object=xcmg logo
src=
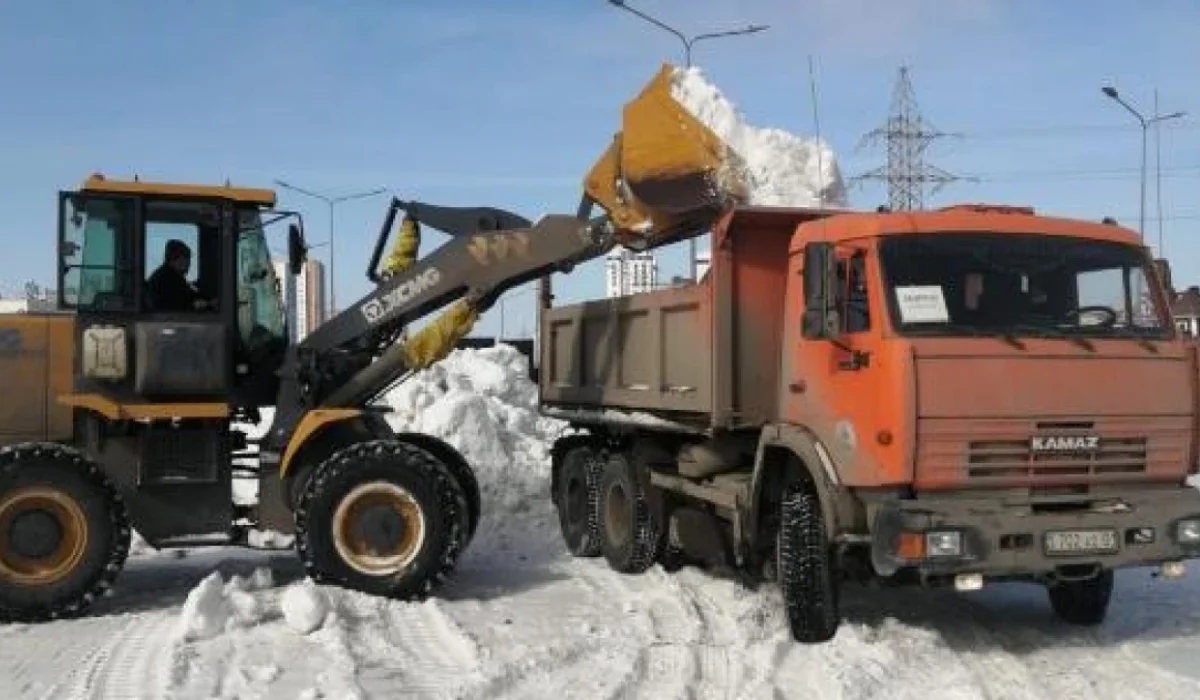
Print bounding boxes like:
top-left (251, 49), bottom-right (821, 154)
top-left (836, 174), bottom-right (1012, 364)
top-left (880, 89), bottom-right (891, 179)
top-left (361, 267), bottom-right (443, 325)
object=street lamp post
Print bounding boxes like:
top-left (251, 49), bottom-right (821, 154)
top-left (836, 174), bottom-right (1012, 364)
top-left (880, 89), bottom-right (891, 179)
top-left (606, 0), bottom-right (768, 281)
top-left (1100, 86), bottom-right (1186, 248)
top-left (274, 180), bottom-right (386, 318)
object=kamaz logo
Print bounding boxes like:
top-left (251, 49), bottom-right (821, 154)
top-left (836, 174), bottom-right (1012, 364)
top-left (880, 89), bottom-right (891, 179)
top-left (361, 267), bottom-right (442, 325)
top-left (1030, 435), bottom-right (1100, 452)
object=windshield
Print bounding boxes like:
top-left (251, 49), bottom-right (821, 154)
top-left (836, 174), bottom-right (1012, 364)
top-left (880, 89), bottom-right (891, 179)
top-left (878, 232), bottom-right (1168, 339)
top-left (236, 209), bottom-right (288, 348)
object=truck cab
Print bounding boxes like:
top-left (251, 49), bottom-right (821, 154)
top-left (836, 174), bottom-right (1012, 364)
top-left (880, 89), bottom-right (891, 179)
top-left (541, 203), bottom-right (1200, 644)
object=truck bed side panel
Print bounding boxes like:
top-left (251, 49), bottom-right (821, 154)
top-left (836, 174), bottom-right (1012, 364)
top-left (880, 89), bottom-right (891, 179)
top-left (539, 283), bottom-right (712, 414)
top-left (538, 209), bottom-right (799, 428)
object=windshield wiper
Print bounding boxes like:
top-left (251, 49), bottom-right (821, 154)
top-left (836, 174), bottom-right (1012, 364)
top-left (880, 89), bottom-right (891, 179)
top-left (1007, 323), bottom-right (1095, 351)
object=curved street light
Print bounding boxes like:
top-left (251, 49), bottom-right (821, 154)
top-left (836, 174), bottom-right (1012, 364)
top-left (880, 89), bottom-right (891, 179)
top-left (1100, 86), bottom-right (1186, 248)
top-left (274, 180), bottom-right (387, 318)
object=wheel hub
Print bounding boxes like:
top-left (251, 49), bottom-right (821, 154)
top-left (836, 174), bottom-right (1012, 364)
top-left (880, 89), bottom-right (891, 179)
top-left (0, 487), bottom-right (89, 586)
top-left (355, 503), bottom-right (407, 553)
top-left (332, 481), bottom-right (427, 577)
top-left (8, 509), bottom-right (63, 560)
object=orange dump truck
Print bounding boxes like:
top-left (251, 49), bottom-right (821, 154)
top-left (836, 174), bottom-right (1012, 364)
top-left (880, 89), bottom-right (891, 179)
top-left (539, 202), bottom-right (1200, 643)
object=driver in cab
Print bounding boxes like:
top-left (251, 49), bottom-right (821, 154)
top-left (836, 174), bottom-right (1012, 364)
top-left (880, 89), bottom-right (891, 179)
top-left (146, 239), bottom-right (214, 312)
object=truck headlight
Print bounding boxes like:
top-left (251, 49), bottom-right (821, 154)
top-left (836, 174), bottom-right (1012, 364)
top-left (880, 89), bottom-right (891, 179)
top-left (1175, 519), bottom-right (1200, 544)
top-left (926, 530), bottom-right (963, 557)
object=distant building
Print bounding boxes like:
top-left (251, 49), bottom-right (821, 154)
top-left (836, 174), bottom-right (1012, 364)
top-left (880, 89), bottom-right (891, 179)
top-left (0, 298), bottom-right (58, 314)
top-left (695, 248), bottom-right (711, 281)
top-left (1172, 286), bottom-right (1200, 337)
top-left (605, 247), bottom-right (657, 298)
top-left (272, 258), bottom-right (326, 341)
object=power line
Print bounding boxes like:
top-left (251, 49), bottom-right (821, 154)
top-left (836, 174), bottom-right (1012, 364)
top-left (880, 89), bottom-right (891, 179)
top-left (957, 121), bottom-right (1200, 139)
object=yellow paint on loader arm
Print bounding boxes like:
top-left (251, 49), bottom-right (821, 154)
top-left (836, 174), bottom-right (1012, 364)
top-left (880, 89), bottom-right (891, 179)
top-left (380, 216), bottom-right (421, 278)
top-left (399, 300), bottom-right (480, 371)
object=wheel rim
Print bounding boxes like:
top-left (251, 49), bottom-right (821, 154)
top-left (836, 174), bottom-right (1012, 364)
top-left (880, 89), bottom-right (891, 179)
top-left (0, 487), bottom-right (89, 586)
top-left (604, 481), bottom-right (631, 547)
top-left (332, 481), bottom-right (426, 577)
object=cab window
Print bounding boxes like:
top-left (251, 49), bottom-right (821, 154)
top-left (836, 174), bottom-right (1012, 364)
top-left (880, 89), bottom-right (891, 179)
top-left (142, 201), bottom-right (221, 313)
top-left (60, 194), bottom-right (137, 311)
top-left (836, 251), bottom-right (871, 333)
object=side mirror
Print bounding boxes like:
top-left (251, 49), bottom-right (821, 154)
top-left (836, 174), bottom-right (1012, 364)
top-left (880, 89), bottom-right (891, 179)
top-left (288, 223), bottom-right (307, 276)
top-left (802, 242), bottom-right (839, 339)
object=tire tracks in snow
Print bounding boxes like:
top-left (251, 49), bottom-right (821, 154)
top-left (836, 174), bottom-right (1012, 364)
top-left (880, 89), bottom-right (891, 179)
top-left (56, 612), bottom-right (176, 700)
top-left (561, 560), bottom-right (747, 700)
top-left (329, 593), bottom-right (483, 697)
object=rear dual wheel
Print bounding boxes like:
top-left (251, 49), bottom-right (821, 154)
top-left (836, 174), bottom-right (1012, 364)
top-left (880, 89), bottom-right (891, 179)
top-left (0, 443), bottom-right (130, 622)
top-left (294, 439), bottom-right (473, 599)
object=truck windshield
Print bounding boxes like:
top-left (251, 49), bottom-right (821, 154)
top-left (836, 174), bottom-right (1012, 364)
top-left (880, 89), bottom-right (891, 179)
top-left (878, 232), bottom-right (1168, 339)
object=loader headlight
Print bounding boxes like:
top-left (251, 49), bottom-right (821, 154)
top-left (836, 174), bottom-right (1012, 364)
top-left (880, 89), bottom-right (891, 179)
top-left (1174, 518), bottom-right (1200, 545)
top-left (926, 530), bottom-right (963, 557)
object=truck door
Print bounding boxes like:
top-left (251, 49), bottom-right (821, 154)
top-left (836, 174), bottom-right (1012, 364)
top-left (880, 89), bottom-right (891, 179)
top-left (785, 243), bottom-right (898, 486)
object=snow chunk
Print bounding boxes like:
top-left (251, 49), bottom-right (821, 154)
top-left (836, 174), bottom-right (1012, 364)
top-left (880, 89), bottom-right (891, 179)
top-left (176, 572), bottom-right (231, 642)
top-left (670, 65), bottom-right (847, 208)
top-left (281, 579), bottom-right (330, 635)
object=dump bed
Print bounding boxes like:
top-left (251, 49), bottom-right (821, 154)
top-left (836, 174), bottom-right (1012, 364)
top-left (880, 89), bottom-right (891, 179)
top-left (538, 207), bottom-right (834, 431)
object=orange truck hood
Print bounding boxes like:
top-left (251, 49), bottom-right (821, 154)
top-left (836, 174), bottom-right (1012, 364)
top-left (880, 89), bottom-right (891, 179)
top-left (909, 337), bottom-right (1197, 490)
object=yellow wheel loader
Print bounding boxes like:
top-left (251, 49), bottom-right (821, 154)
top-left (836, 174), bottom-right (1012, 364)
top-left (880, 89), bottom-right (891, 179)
top-left (0, 63), bottom-right (746, 621)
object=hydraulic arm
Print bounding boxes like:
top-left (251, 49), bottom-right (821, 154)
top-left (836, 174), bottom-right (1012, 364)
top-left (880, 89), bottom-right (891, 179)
top-left (264, 207), bottom-right (612, 450)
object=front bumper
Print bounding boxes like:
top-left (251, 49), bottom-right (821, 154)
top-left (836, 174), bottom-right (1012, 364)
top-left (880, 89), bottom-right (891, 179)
top-left (869, 486), bottom-right (1200, 578)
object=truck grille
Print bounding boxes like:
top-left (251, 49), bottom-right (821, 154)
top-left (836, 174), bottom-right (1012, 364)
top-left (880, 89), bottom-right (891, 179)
top-left (915, 417), bottom-right (1189, 489)
top-left (966, 436), bottom-right (1147, 480)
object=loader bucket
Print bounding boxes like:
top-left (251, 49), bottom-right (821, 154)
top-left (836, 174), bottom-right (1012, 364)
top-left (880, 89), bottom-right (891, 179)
top-left (585, 63), bottom-right (748, 246)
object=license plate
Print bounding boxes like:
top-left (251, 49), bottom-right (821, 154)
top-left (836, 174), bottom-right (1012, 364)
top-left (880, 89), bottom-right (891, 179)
top-left (1044, 529), bottom-right (1119, 556)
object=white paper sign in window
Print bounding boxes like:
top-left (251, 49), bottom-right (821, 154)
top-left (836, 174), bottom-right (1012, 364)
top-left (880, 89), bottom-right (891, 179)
top-left (895, 285), bottom-right (949, 323)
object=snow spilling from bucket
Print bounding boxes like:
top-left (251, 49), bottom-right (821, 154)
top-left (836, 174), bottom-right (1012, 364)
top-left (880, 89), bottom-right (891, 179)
top-left (670, 65), bottom-right (848, 208)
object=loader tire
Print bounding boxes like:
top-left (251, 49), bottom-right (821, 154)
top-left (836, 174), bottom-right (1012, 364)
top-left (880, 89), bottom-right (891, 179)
top-left (0, 443), bottom-right (130, 623)
top-left (777, 483), bottom-right (840, 643)
top-left (1047, 569), bottom-right (1113, 626)
top-left (555, 444), bottom-right (603, 557)
top-left (294, 439), bottom-right (468, 600)
top-left (599, 452), bottom-right (661, 574)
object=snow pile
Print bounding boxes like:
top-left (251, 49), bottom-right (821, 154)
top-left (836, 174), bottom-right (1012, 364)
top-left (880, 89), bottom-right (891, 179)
top-left (381, 344), bottom-right (566, 513)
top-left (670, 65), bottom-right (848, 208)
top-left (175, 568), bottom-right (277, 642)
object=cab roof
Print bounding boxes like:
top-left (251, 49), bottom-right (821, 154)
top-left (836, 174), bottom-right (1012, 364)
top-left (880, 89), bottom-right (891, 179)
top-left (80, 173), bottom-right (277, 207)
top-left (786, 203), bottom-right (1145, 249)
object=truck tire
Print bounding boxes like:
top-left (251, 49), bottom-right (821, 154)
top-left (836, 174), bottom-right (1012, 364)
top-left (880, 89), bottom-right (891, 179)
top-left (777, 483), bottom-right (840, 643)
top-left (599, 452), bottom-right (661, 574)
top-left (0, 443), bottom-right (131, 623)
top-left (1047, 569), bottom-right (1113, 626)
top-left (554, 445), bottom-right (603, 557)
top-left (294, 439), bottom-right (468, 600)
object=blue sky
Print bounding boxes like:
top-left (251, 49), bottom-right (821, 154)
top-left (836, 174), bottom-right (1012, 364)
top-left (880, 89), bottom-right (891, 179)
top-left (2, 0), bottom-right (1199, 338)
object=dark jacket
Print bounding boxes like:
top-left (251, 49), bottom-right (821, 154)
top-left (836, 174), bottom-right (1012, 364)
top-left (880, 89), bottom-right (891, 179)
top-left (146, 265), bottom-right (200, 311)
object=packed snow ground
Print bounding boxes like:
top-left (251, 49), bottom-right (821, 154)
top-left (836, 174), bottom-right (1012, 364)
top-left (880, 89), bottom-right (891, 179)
top-left (3, 344), bottom-right (1200, 699)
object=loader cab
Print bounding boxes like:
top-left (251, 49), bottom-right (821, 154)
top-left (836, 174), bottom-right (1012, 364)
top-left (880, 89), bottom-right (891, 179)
top-left (56, 174), bottom-right (304, 413)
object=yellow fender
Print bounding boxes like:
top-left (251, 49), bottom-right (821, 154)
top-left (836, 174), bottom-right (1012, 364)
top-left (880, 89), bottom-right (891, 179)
top-left (280, 408), bottom-right (363, 478)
